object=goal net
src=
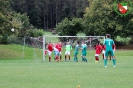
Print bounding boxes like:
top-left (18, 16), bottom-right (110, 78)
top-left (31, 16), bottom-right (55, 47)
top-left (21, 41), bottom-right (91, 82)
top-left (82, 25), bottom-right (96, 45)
top-left (43, 36), bottom-right (105, 62)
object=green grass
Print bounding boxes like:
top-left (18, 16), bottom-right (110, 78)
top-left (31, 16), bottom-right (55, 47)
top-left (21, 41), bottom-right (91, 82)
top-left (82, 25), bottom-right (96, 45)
top-left (0, 45), bottom-right (133, 88)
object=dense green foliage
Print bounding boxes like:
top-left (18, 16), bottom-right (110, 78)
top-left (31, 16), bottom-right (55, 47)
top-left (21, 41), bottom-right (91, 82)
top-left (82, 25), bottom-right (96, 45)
top-left (10, 0), bottom-right (88, 29)
top-left (1, 0), bottom-right (133, 44)
top-left (84, 0), bottom-right (133, 39)
top-left (55, 18), bottom-right (84, 36)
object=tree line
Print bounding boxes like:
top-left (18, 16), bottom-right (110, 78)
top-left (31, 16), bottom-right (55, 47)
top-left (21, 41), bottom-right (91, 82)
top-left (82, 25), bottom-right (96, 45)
top-left (0, 0), bottom-right (133, 44)
top-left (10, 0), bottom-right (88, 29)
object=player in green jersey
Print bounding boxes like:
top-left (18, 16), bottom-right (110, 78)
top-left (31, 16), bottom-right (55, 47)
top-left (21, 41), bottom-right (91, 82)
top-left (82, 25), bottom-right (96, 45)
top-left (81, 41), bottom-right (87, 62)
top-left (74, 41), bottom-right (80, 62)
top-left (65, 42), bottom-right (72, 61)
top-left (103, 34), bottom-right (116, 67)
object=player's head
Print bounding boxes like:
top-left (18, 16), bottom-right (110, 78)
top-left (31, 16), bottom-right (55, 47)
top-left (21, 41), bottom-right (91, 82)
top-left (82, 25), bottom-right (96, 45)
top-left (48, 42), bottom-right (51, 44)
top-left (67, 42), bottom-right (70, 45)
top-left (106, 34), bottom-right (111, 38)
top-left (82, 41), bottom-right (85, 44)
top-left (77, 41), bottom-right (80, 44)
top-left (97, 41), bottom-right (100, 45)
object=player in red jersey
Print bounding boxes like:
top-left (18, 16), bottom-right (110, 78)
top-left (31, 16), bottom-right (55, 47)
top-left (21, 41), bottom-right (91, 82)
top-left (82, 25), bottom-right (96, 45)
top-left (95, 41), bottom-right (102, 62)
top-left (55, 42), bottom-right (62, 61)
top-left (46, 42), bottom-right (53, 62)
top-left (101, 43), bottom-right (105, 60)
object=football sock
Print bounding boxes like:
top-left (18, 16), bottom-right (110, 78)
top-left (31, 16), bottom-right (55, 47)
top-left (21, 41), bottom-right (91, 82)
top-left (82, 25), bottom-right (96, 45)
top-left (102, 54), bottom-right (104, 60)
top-left (104, 59), bottom-right (107, 66)
top-left (112, 59), bottom-right (116, 66)
top-left (60, 56), bottom-right (62, 61)
top-left (76, 57), bottom-right (78, 62)
top-left (49, 57), bottom-right (51, 62)
top-left (82, 57), bottom-right (84, 61)
top-left (65, 55), bottom-right (67, 61)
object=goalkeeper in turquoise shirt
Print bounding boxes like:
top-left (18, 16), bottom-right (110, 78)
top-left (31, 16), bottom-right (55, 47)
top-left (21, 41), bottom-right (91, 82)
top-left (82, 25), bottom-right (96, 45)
top-left (103, 34), bottom-right (116, 67)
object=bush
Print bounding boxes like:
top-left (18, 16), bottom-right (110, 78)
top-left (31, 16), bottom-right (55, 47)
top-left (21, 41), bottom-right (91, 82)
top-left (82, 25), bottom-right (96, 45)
top-left (0, 35), bottom-right (3, 44)
top-left (26, 28), bottom-right (44, 37)
top-left (7, 35), bottom-right (23, 44)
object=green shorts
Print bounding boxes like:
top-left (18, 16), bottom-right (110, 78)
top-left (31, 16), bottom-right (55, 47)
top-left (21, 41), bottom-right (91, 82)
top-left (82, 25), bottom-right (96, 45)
top-left (82, 52), bottom-right (86, 56)
top-left (105, 51), bottom-right (114, 57)
top-left (74, 51), bottom-right (78, 56)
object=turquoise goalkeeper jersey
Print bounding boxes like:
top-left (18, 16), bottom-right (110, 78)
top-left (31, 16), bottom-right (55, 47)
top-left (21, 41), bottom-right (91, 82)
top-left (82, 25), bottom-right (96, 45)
top-left (103, 38), bottom-right (115, 51)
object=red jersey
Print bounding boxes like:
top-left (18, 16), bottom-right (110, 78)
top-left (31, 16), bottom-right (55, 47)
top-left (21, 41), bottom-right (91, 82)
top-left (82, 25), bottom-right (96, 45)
top-left (47, 43), bottom-right (53, 52)
top-left (55, 43), bottom-right (62, 52)
top-left (95, 45), bottom-right (102, 54)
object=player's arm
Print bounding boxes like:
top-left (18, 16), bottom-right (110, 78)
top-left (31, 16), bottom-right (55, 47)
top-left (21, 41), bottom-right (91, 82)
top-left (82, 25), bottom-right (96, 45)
top-left (112, 44), bottom-right (116, 51)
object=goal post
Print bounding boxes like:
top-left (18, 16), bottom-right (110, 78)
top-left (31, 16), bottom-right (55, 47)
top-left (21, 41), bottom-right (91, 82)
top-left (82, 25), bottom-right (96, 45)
top-left (42, 35), bottom-right (105, 62)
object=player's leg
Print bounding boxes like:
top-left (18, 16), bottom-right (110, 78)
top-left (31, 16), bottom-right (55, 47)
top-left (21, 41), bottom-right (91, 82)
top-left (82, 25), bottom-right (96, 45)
top-left (111, 51), bottom-right (116, 67)
top-left (59, 52), bottom-right (62, 61)
top-left (54, 49), bottom-right (60, 62)
top-left (102, 50), bottom-right (105, 60)
top-left (65, 51), bottom-right (67, 61)
top-left (82, 52), bottom-right (87, 62)
top-left (104, 51), bottom-right (109, 67)
top-left (95, 54), bottom-right (99, 62)
top-left (74, 52), bottom-right (78, 62)
top-left (48, 50), bottom-right (52, 62)
top-left (68, 51), bottom-right (71, 61)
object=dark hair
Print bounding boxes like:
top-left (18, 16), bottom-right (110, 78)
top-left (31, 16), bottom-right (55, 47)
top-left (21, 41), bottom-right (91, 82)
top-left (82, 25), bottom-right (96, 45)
top-left (77, 41), bottom-right (80, 44)
top-left (106, 34), bottom-right (111, 38)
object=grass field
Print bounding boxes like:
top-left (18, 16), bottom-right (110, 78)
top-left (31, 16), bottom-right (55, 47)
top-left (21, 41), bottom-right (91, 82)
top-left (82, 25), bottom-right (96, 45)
top-left (0, 44), bottom-right (133, 88)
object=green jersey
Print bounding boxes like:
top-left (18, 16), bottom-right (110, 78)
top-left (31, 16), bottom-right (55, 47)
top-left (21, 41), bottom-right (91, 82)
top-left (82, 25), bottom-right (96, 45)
top-left (103, 38), bottom-right (114, 51)
top-left (82, 44), bottom-right (87, 52)
top-left (65, 45), bottom-right (72, 51)
top-left (74, 44), bottom-right (79, 52)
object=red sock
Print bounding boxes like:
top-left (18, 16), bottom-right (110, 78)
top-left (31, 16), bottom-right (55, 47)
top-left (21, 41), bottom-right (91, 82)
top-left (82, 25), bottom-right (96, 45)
top-left (95, 56), bottom-right (99, 61)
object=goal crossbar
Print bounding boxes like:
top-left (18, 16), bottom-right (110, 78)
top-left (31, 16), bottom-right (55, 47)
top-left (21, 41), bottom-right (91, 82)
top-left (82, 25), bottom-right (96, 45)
top-left (44, 36), bottom-right (105, 38)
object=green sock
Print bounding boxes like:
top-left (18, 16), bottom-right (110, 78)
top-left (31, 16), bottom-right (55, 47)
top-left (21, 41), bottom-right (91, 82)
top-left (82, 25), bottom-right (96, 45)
top-left (74, 57), bottom-right (76, 61)
top-left (104, 59), bottom-right (107, 66)
top-left (82, 58), bottom-right (84, 61)
top-left (112, 59), bottom-right (116, 66)
top-left (75, 57), bottom-right (77, 61)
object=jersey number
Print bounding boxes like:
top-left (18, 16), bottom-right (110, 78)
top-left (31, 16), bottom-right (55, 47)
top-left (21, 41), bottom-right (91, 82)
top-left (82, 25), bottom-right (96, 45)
top-left (108, 41), bottom-right (110, 46)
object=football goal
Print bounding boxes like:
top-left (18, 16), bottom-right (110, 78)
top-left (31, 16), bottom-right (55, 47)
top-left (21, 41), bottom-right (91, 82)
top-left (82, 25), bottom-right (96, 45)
top-left (42, 35), bottom-right (105, 62)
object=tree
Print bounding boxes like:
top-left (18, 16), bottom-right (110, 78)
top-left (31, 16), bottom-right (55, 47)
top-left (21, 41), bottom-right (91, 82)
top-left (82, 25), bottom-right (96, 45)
top-left (10, 12), bottom-right (30, 37)
top-left (10, 0), bottom-right (88, 29)
top-left (55, 18), bottom-right (84, 36)
top-left (0, 0), bottom-right (12, 43)
top-left (84, 0), bottom-right (133, 39)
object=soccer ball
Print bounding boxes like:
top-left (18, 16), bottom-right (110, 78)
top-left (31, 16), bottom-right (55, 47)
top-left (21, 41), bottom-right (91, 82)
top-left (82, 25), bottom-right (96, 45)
top-left (11, 28), bottom-right (14, 32)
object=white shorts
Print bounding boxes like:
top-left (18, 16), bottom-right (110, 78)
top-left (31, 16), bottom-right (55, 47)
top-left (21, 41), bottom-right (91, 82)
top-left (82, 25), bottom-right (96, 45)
top-left (53, 47), bottom-right (59, 56)
top-left (95, 54), bottom-right (99, 56)
top-left (48, 50), bottom-right (52, 56)
top-left (59, 52), bottom-right (62, 55)
top-left (65, 51), bottom-right (70, 55)
top-left (102, 50), bottom-right (105, 54)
